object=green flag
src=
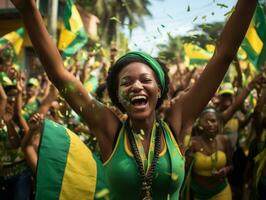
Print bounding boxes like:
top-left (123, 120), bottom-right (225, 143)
top-left (184, 43), bottom-right (212, 67)
top-left (36, 119), bottom-right (110, 200)
top-left (0, 28), bottom-right (25, 62)
top-left (241, 4), bottom-right (266, 70)
top-left (58, 0), bottom-right (88, 57)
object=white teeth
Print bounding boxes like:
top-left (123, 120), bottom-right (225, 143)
top-left (131, 95), bottom-right (147, 101)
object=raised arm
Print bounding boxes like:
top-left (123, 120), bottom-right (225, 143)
top-left (167, 0), bottom-right (258, 137)
top-left (222, 72), bottom-right (263, 123)
top-left (11, 0), bottom-right (119, 138)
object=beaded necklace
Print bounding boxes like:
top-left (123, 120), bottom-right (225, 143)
top-left (125, 120), bottom-right (161, 200)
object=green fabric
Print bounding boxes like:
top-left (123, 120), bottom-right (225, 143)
top-left (241, 4), bottom-right (266, 70)
top-left (116, 51), bottom-right (166, 94)
top-left (104, 120), bottom-right (185, 200)
top-left (59, 0), bottom-right (88, 57)
top-left (93, 154), bottom-right (111, 200)
top-left (36, 119), bottom-right (69, 200)
top-left (0, 125), bottom-right (25, 167)
top-left (190, 178), bottom-right (228, 199)
top-left (22, 99), bottom-right (40, 121)
top-left (0, 27), bottom-right (25, 60)
top-left (36, 119), bottom-right (110, 200)
top-left (0, 72), bottom-right (16, 87)
top-left (132, 121), bottom-right (156, 173)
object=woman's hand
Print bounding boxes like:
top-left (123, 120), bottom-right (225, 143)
top-left (212, 166), bottom-right (232, 178)
top-left (3, 104), bottom-right (14, 123)
top-left (28, 113), bottom-right (44, 133)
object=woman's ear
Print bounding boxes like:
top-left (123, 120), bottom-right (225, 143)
top-left (157, 87), bottom-right (161, 98)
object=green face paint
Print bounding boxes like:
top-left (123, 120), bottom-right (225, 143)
top-left (118, 90), bottom-right (130, 108)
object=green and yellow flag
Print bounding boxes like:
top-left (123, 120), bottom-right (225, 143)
top-left (184, 43), bottom-right (212, 67)
top-left (84, 75), bottom-right (99, 93)
top-left (36, 119), bottom-right (109, 200)
top-left (58, 0), bottom-right (88, 57)
top-left (241, 4), bottom-right (266, 71)
top-left (0, 27), bottom-right (25, 61)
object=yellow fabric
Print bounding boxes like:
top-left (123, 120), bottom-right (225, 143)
top-left (58, 25), bottom-right (76, 50)
top-left (194, 183), bottom-right (232, 200)
top-left (193, 151), bottom-right (227, 176)
top-left (225, 118), bottom-right (239, 133)
top-left (184, 43), bottom-right (212, 60)
top-left (124, 131), bottom-right (167, 158)
top-left (183, 134), bottom-right (191, 148)
top-left (59, 129), bottom-right (97, 200)
top-left (70, 5), bottom-right (83, 32)
top-left (246, 24), bottom-right (263, 55)
top-left (254, 148), bottom-right (266, 189)
top-left (3, 31), bottom-right (23, 54)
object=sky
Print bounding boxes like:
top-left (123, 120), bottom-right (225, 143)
top-left (124, 0), bottom-right (237, 56)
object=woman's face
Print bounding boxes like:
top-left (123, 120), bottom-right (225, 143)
top-left (118, 62), bottom-right (160, 120)
top-left (200, 112), bottom-right (219, 136)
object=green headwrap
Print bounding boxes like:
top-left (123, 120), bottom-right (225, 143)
top-left (116, 51), bottom-right (166, 94)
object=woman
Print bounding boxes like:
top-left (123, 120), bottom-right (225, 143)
top-left (11, 0), bottom-right (257, 199)
top-left (188, 108), bottom-right (233, 199)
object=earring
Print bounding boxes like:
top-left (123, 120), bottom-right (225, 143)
top-left (198, 126), bottom-right (203, 130)
top-left (158, 93), bottom-right (161, 98)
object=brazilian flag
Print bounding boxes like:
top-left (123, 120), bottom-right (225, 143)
top-left (241, 4), bottom-right (266, 71)
top-left (0, 28), bottom-right (25, 62)
top-left (36, 119), bottom-right (110, 200)
top-left (58, 0), bottom-right (88, 57)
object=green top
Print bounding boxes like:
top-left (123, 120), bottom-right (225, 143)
top-left (22, 99), bottom-right (40, 121)
top-left (0, 124), bottom-right (24, 166)
top-left (104, 120), bottom-right (185, 200)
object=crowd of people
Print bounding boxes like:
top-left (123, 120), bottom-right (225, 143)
top-left (0, 0), bottom-right (265, 199)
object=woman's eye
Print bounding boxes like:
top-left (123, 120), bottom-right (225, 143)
top-left (142, 78), bottom-right (152, 83)
top-left (120, 81), bottom-right (130, 86)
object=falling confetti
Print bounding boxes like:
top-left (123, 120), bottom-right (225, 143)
top-left (216, 3), bottom-right (228, 8)
top-left (167, 14), bottom-right (174, 19)
top-left (157, 27), bottom-right (162, 35)
top-left (187, 5), bottom-right (190, 12)
top-left (192, 16), bottom-right (198, 22)
top-left (109, 17), bottom-right (121, 23)
top-left (202, 15), bottom-right (207, 20)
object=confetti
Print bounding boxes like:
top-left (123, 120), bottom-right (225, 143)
top-left (216, 3), bottom-right (228, 8)
top-left (187, 5), bottom-right (190, 12)
top-left (109, 17), bottom-right (121, 23)
top-left (192, 16), bottom-right (198, 22)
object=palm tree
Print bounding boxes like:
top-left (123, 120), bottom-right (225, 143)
top-left (157, 34), bottom-right (184, 65)
top-left (77, 0), bottom-right (152, 45)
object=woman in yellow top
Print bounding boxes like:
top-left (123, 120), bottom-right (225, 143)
top-left (189, 108), bottom-right (233, 200)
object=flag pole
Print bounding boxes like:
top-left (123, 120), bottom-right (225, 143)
top-left (48, 0), bottom-right (59, 43)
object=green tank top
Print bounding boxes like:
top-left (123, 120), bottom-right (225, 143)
top-left (104, 120), bottom-right (185, 200)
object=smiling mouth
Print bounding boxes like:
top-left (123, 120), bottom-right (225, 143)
top-left (130, 95), bottom-right (148, 107)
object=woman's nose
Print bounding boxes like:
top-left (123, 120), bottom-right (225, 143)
top-left (131, 80), bottom-right (143, 91)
